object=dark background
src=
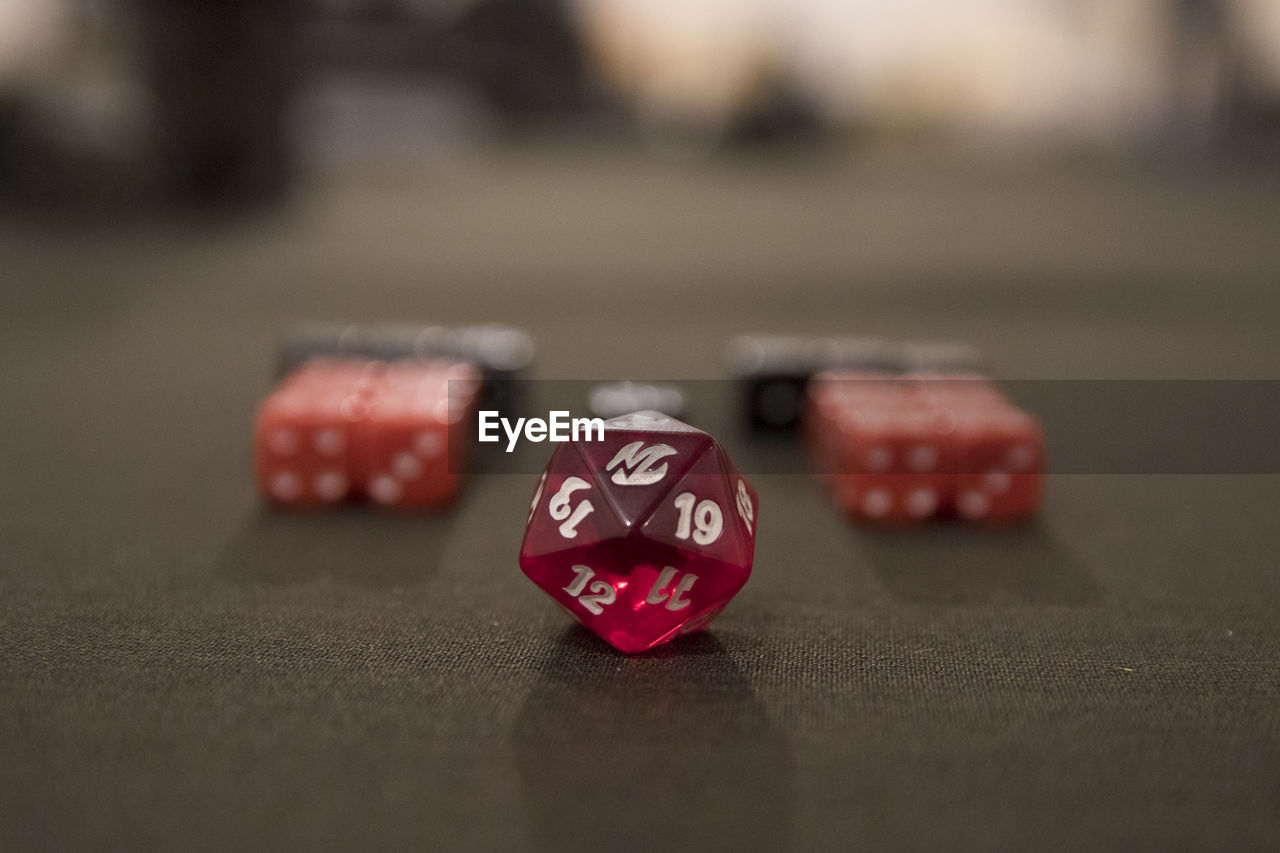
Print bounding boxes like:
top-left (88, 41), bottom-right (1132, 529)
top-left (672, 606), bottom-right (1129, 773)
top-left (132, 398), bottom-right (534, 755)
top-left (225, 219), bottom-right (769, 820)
top-left (3, 3), bottom-right (1280, 850)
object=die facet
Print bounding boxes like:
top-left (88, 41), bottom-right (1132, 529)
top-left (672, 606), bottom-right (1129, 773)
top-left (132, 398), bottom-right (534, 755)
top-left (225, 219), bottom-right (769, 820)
top-left (519, 411), bottom-right (758, 654)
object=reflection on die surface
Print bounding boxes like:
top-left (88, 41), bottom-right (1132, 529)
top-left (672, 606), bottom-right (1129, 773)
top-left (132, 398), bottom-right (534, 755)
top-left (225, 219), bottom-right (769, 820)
top-left (520, 411), bottom-right (758, 654)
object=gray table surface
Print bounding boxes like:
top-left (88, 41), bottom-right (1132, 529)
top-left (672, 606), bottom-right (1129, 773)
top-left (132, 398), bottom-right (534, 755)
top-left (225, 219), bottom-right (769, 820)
top-left (3, 148), bottom-right (1279, 851)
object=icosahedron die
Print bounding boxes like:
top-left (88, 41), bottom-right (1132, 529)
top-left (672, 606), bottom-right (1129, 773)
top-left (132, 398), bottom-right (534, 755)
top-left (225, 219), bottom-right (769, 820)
top-left (518, 411), bottom-right (759, 654)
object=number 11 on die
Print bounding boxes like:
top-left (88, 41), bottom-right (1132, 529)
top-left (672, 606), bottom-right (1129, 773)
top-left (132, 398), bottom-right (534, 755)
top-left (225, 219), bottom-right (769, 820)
top-left (563, 564), bottom-right (698, 614)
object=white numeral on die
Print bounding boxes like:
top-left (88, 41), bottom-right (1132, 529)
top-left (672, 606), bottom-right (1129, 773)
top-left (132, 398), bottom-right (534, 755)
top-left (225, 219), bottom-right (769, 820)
top-left (672, 492), bottom-right (723, 545)
top-left (549, 476), bottom-right (594, 538)
top-left (735, 479), bottom-right (755, 534)
top-left (646, 566), bottom-right (698, 611)
top-left (563, 564), bottom-right (617, 615)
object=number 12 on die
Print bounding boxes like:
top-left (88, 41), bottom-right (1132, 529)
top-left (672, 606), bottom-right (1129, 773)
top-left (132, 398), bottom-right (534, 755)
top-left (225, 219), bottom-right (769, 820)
top-left (563, 564), bottom-right (698, 614)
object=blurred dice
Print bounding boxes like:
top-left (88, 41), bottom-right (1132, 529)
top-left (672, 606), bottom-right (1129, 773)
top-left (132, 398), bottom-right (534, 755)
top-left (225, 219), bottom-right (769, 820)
top-left (725, 335), bottom-right (861, 430)
top-left (806, 372), bottom-right (1042, 523)
top-left (276, 322), bottom-right (534, 416)
top-left (255, 361), bottom-right (376, 507)
top-left (726, 333), bottom-right (983, 430)
top-left (255, 359), bottom-right (480, 510)
top-left (355, 363), bottom-right (482, 509)
top-left (453, 324), bottom-right (537, 415)
top-left (587, 381), bottom-right (687, 420)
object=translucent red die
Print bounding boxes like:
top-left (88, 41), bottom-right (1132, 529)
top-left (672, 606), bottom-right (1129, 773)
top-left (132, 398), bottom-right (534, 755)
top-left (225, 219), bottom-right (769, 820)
top-left (519, 411), bottom-right (759, 654)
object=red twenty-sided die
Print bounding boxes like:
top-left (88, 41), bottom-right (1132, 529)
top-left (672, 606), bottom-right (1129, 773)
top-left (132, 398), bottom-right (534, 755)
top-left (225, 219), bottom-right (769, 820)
top-left (519, 411), bottom-right (759, 654)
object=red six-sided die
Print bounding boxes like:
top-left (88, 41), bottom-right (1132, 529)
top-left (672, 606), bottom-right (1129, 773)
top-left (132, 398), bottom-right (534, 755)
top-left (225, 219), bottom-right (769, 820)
top-left (254, 361), bottom-right (377, 506)
top-left (254, 359), bottom-right (479, 509)
top-left (806, 372), bottom-right (1043, 522)
top-left (519, 411), bottom-right (759, 654)
top-left (948, 406), bottom-right (1044, 522)
top-left (353, 362), bottom-right (480, 508)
